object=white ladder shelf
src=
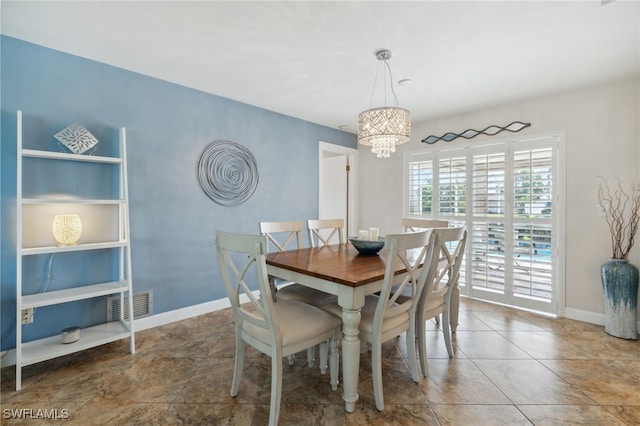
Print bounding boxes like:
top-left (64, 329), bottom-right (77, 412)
top-left (14, 110), bottom-right (135, 390)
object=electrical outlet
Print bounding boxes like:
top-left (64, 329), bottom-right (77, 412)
top-left (21, 308), bottom-right (34, 324)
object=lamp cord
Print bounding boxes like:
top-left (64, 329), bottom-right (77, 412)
top-left (43, 253), bottom-right (56, 293)
top-left (22, 253), bottom-right (56, 338)
top-left (1, 255), bottom-right (56, 356)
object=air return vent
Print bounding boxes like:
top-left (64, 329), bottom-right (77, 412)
top-left (107, 291), bottom-right (153, 321)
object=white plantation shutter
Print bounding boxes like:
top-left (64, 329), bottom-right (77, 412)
top-left (513, 148), bottom-right (553, 219)
top-left (473, 152), bottom-right (506, 216)
top-left (439, 156), bottom-right (466, 216)
top-left (470, 152), bottom-right (507, 293)
top-left (405, 134), bottom-right (562, 315)
top-left (471, 221), bottom-right (506, 293)
top-left (511, 147), bottom-right (554, 304)
top-left (408, 156), bottom-right (434, 215)
top-left (511, 223), bottom-right (553, 300)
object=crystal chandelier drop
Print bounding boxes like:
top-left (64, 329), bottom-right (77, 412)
top-left (358, 50), bottom-right (411, 159)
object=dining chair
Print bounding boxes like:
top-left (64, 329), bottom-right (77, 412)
top-left (261, 220), bottom-right (338, 309)
top-left (322, 230), bottom-right (438, 411)
top-left (273, 218), bottom-right (346, 308)
top-left (259, 220), bottom-right (336, 369)
top-left (216, 230), bottom-right (341, 426)
top-left (259, 220), bottom-right (304, 253)
top-left (402, 217), bottom-right (465, 333)
top-left (414, 226), bottom-right (467, 376)
top-left (259, 220), bottom-right (304, 296)
top-left (307, 218), bottom-right (345, 247)
top-left (402, 217), bottom-right (449, 232)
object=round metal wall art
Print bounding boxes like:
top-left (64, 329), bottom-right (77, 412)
top-left (198, 140), bottom-right (259, 207)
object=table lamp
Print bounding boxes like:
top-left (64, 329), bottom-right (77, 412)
top-left (52, 214), bottom-right (82, 246)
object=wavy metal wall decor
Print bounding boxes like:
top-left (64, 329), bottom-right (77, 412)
top-left (198, 140), bottom-right (259, 207)
top-left (422, 121), bottom-right (531, 144)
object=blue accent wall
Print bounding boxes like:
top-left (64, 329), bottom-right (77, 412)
top-left (0, 36), bottom-right (356, 349)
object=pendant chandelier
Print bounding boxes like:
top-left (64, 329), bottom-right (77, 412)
top-left (358, 50), bottom-right (411, 159)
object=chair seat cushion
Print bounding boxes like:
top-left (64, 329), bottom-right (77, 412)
top-left (322, 295), bottom-right (409, 335)
top-left (243, 300), bottom-right (341, 348)
top-left (395, 284), bottom-right (447, 312)
top-left (424, 292), bottom-right (446, 311)
top-left (276, 283), bottom-right (337, 307)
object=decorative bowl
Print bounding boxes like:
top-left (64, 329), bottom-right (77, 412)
top-left (348, 237), bottom-right (385, 255)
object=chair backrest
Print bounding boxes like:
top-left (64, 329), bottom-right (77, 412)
top-left (307, 218), bottom-right (345, 247)
top-left (419, 226), bottom-right (468, 314)
top-left (402, 217), bottom-right (449, 232)
top-left (216, 230), bottom-right (280, 344)
top-left (259, 221), bottom-right (304, 252)
top-left (373, 230), bottom-right (438, 334)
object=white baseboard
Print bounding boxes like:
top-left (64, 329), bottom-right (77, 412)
top-left (564, 307), bottom-right (605, 326)
top-left (564, 306), bottom-right (640, 331)
top-left (134, 297), bottom-right (231, 332)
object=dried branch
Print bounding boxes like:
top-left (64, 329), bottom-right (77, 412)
top-left (622, 182), bottom-right (640, 258)
top-left (598, 177), bottom-right (640, 259)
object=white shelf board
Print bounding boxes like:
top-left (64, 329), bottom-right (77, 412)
top-left (21, 149), bottom-right (122, 164)
top-left (20, 322), bottom-right (132, 366)
top-left (21, 241), bottom-right (127, 255)
top-left (22, 198), bottom-right (125, 205)
top-left (22, 280), bottom-right (129, 308)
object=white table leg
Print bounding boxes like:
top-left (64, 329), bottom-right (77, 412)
top-left (340, 306), bottom-right (361, 412)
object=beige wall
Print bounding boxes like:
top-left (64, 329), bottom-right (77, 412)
top-left (357, 74), bottom-right (640, 322)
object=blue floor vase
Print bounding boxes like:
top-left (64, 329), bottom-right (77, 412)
top-left (601, 258), bottom-right (639, 340)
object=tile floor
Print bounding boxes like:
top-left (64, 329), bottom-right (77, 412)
top-left (1, 297), bottom-right (639, 425)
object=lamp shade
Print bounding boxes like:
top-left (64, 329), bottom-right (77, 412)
top-left (52, 214), bottom-right (82, 245)
top-left (358, 107), bottom-right (411, 158)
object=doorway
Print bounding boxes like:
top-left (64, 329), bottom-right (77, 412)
top-left (318, 142), bottom-right (358, 238)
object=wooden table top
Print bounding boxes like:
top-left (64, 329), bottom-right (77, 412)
top-left (266, 243), bottom-right (419, 288)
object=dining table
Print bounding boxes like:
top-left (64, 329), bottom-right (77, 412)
top-left (265, 241), bottom-right (441, 412)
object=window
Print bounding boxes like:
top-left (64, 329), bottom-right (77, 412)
top-left (404, 133), bottom-right (563, 314)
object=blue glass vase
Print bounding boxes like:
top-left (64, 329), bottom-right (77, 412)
top-left (601, 259), bottom-right (638, 340)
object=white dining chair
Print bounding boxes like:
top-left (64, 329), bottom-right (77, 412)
top-left (415, 226), bottom-right (467, 376)
top-left (322, 230), bottom-right (437, 411)
top-left (402, 217), bottom-right (449, 232)
top-left (260, 220), bottom-right (339, 308)
top-left (273, 218), bottom-right (345, 308)
top-left (259, 220), bottom-right (336, 369)
top-left (307, 218), bottom-right (345, 247)
top-left (259, 220), bottom-right (304, 253)
top-left (402, 217), bottom-right (466, 333)
top-left (216, 230), bottom-right (341, 426)
top-left (259, 220), bottom-right (305, 297)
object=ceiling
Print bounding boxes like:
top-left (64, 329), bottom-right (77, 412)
top-left (2, 1), bottom-right (639, 133)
